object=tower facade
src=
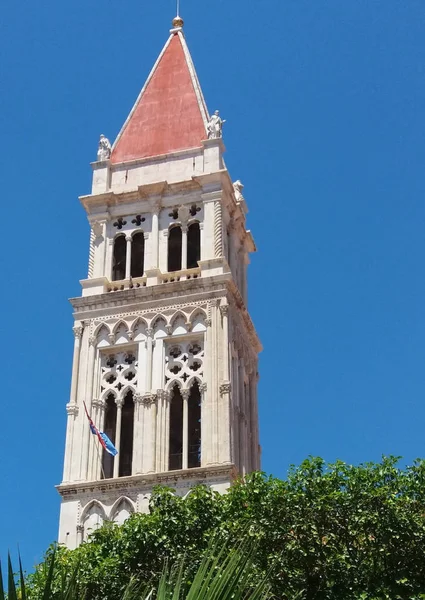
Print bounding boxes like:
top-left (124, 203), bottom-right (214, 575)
top-left (57, 18), bottom-right (261, 549)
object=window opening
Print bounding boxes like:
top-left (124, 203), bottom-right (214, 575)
top-left (169, 385), bottom-right (183, 470)
top-left (188, 382), bottom-right (201, 468)
top-left (102, 394), bottom-right (117, 479)
top-left (112, 235), bottom-right (126, 281)
top-left (187, 223), bottom-right (200, 269)
top-left (168, 226), bottom-right (182, 272)
top-left (119, 390), bottom-right (134, 477)
top-left (131, 232), bottom-right (145, 278)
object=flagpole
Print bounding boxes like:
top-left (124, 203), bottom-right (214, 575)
top-left (95, 437), bottom-right (107, 480)
top-left (84, 401), bottom-right (107, 480)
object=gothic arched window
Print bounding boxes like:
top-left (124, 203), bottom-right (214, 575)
top-left (102, 394), bottom-right (117, 479)
top-left (112, 235), bottom-right (126, 281)
top-left (168, 226), bottom-right (182, 272)
top-left (131, 232), bottom-right (145, 278)
top-left (169, 385), bottom-right (183, 470)
top-left (119, 390), bottom-right (134, 477)
top-left (187, 222), bottom-right (200, 269)
top-left (187, 382), bottom-right (201, 468)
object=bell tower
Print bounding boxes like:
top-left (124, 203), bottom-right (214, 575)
top-left (57, 16), bottom-right (261, 549)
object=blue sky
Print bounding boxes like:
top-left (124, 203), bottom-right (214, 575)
top-left (1, 0), bottom-right (425, 573)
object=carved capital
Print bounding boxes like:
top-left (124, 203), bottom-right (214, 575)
top-left (219, 382), bottom-right (231, 396)
top-left (165, 325), bottom-right (173, 336)
top-left (108, 333), bottom-right (116, 345)
top-left (115, 398), bottom-right (124, 409)
top-left (205, 318), bottom-right (212, 327)
top-left (91, 398), bottom-right (103, 410)
top-left (66, 403), bottom-right (79, 416)
top-left (73, 326), bottom-right (83, 340)
top-left (200, 382), bottom-right (208, 394)
top-left (219, 304), bottom-right (229, 317)
top-left (89, 335), bottom-right (97, 347)
top-left (156, 389), bottom-right (170, 402)
top-left (76, 524), bottom-right (84, 534)
top-left (126, 330), bottom-right (134, 341)
top-left (146, 328), bottom-right (153, 338)
top-left (136, 393), bottom-right (157, 406)
top-left (181, 388), bottom-right (191, 401)
top-left (125, 235), bottom-right (132, 243)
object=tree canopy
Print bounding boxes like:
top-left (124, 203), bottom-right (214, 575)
top-left (28, 456), bottom-right (425, 599)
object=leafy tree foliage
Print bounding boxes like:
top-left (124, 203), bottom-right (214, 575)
top-left (28, 457), bottom-right (425, 599)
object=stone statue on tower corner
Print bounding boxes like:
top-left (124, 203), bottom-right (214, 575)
top-left (207, 110), bottom-right (226, 139)
top-left (97, 134), bottom-right (112, 161)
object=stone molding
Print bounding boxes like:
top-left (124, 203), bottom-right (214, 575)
top-left (66, 403), bottom-right (79, 416)
top-left (57, 464), bottom-right (237, 498)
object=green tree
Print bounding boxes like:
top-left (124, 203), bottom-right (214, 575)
top-left (27, 457), bottom-right (425, 599)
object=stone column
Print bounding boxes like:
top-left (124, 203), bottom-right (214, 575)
top-left (181, 225), bottom-right (188, 271)
top-left (219, 303), bottom-right (231, 464)
top-left (69, 324), bottom-right (83, 405)
top-left (182, 388), bottom-right (190, 469)
top-left (63, 404), bottom-right (79, 482)
top-left (125, 235), bottom-right (132, 280)
top-left (146, 329), bottom-right (154, 392)
top-left (113, 398), bottom-right (123, 478)
top-left (202, 310), bottom-right (212, 465)
top-left (106, 236), bottom-right (114, 280)
top-left (81, 336), bottom-right (97, 481)
top-left (151, 207), bottom-right (160, 269)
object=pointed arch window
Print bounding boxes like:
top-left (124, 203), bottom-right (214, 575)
top-left (119, 390), bottom-right (134, 477)
top-left (168, 226), bottom-right (182, 272)
top-left (187, 382), bottom-right (201, 468)
top-left (169, 382), bottom-right (201, 471)
top-left (169, 385), bottom-right (183, 470)
top-left (131, 232), bottom-right (145, 278)
top-left (102, 394), bottom-right (117, 479)
top-left (112, 235), bottom-right (127, 281)
top-left (187, 222), bottom-right (200, 269)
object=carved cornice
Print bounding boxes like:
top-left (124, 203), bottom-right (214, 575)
top-left (66, 403), bottom-right (79, 416)
top-left (56, 464), bottom-right (238, 498)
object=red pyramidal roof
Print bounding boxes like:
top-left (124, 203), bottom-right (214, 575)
top-left (111, 31), bottom-right (209, 164)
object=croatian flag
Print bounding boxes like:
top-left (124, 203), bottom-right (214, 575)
top-left (83, 402), bottom-right (118, 456)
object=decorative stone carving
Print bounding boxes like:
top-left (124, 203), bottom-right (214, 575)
top-left (66, 403), bottom-right (79, 416)
top-left (92, 221), bottom-right (104, 239)
top-left (181, 389), bottom-right (191, 401)
top-left (219, 382), bottom-right (231, 396)
top-left (200, 382), bottom-right (207, 394)
top-left (115, 398), bottom-right (124, 409)
top-left (233, 180), bottom-right (244, 203)
top-left (219, 304), bottom-right (229, 317)
top-left (136, 393), bottom-right (156, 406)
top-left (108, 333), bottom-right (116, 345)
top-left (97, 134), bottom-right (112, 161)
top-left (73, 325), bottom-right (83, 339)
top-left (89, 336), bottom-right (97, 347)
top-left (207, 110), bottom-right (226, 139)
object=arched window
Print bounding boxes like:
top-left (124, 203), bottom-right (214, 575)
top-left (131, 232), bottom-right (145, 278)
top-left (112, 235), bottom-right (126, 281)
top-left (119, 390), bottom-right (134, 477)
top-left (168, 226), bottom-right (182, 272)
top-left (102, 394), bottom-right (117, 479)
top-left (188, 382), bottom-right (201, 468)
top-left (187, 222), bottom-right (201, 269)
top-left (169, 385), bottom-right (183, 470)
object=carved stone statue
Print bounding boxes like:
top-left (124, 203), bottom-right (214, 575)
top-left (233, 180), bottom-right (244, 202)
top-left (97, 134), bottom-right (112, 161)
top-left (207, 110), bottom-right (226, 139)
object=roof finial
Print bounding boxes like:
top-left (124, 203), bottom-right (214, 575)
top-left (172, 0), bottom-right (184, 28)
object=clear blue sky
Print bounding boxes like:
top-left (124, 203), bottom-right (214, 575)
top-left (1, 0), bottom-right (425, 573)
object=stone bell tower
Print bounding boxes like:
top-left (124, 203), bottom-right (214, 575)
top-left (57, 15), bottom-right (261, 549)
